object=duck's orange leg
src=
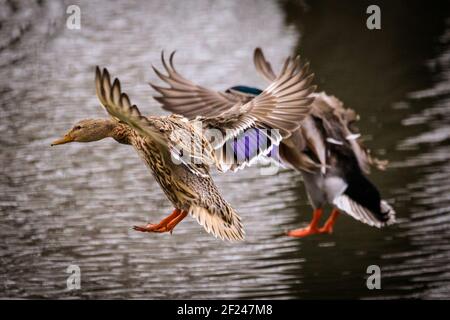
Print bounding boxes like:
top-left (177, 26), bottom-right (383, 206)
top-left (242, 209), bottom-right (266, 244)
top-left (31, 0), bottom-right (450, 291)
top-left (318, 208), bottom-right (340, 234)
top-left (165, 210), bottom-right (188, 234)
top-left (133, 209), bottom-right (187, 234)
top-left (287, 208), bottom-right (323, 237)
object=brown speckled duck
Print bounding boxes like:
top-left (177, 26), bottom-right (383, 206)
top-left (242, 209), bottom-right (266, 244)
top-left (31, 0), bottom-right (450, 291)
top-left (52, 56), bottom-right (316, 241)
top-left (150, 48), bottom-right (395, 238)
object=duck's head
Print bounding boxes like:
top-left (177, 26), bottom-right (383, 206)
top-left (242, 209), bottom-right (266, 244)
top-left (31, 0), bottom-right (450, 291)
top-left (51, 118), bottom-right (115, 146)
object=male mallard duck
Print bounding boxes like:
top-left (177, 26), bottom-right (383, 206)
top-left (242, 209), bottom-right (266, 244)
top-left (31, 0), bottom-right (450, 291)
top-left (51, 57), bottom-right (315, 241)
top-left (150, 48), bottom-right (395, 238)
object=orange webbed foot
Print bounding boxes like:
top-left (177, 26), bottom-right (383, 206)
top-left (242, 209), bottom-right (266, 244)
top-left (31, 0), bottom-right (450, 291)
top-left (287, 208), bottom-right (340, 238)
top-left (287, 226), bottom-right (320, 237)
top-left (133, 209), bottom-right (187, 234)
top-left (133, 223), bottom-right (167, 233)
top-left (287, 208), bottom-right (323, 238)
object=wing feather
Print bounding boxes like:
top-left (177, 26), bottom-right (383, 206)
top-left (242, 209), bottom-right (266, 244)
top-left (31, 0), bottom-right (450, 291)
top-left (253, 47), bottom-right (277, 82)
top-left (150, 51), bottom-right (242, 118)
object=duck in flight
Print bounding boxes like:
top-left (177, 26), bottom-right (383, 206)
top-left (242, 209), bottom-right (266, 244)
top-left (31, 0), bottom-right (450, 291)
top-left (150, 48), bottom-right (396, 237)
top-left (51, 55), bottom-right (316, 241)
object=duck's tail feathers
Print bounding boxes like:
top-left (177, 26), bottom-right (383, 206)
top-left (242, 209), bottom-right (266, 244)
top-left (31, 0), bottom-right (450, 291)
top-left (188, 205), bottom-right (245, 242)
top-left (333, 194), bottom-right (396, 228)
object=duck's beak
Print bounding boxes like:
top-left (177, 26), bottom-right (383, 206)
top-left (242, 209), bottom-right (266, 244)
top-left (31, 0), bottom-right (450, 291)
top-left (51, 134), bottom-right (73, 146)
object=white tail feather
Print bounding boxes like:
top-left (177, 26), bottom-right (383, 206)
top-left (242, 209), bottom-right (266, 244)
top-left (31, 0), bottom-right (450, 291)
top-left (333, 195), bottom-right (396, 228)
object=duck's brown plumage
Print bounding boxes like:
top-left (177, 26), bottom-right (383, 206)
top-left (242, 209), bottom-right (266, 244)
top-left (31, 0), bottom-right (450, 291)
top-left (92, 54), bottom-right (316, 241)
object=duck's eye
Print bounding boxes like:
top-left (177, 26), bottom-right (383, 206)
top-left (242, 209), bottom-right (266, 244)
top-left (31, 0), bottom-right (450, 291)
top-left (74, 125), bottom-right (82, 130)
top-left (159, 128), bottom-right (165, 133)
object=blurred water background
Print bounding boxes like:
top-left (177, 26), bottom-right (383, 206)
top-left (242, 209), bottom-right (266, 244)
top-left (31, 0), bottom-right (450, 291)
top-left (0, 0), bottom-right (449, 299)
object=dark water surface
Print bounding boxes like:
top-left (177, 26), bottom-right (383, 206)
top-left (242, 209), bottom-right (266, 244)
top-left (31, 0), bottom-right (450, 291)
top-left (0, 0), bottom-right (449, 299)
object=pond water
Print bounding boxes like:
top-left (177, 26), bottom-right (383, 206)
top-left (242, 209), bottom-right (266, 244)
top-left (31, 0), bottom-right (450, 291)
top-left (0, 0), bottom-right (449, 299)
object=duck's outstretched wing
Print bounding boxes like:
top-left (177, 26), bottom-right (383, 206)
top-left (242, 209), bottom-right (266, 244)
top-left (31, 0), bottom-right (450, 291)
top-left (200, 56), bottom-right (316, 172)
top-left (151, 50), bottom-right (315, 138)
top-left (150, 51), bottom-right (245, 118)
top-left (150, 51), bottom-right (316, 172)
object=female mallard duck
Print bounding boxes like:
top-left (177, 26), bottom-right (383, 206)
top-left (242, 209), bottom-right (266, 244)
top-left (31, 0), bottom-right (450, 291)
top-left (150, 48), bottom-right (395, 238)
top-left (51, 57), bottom-right (316, 241)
